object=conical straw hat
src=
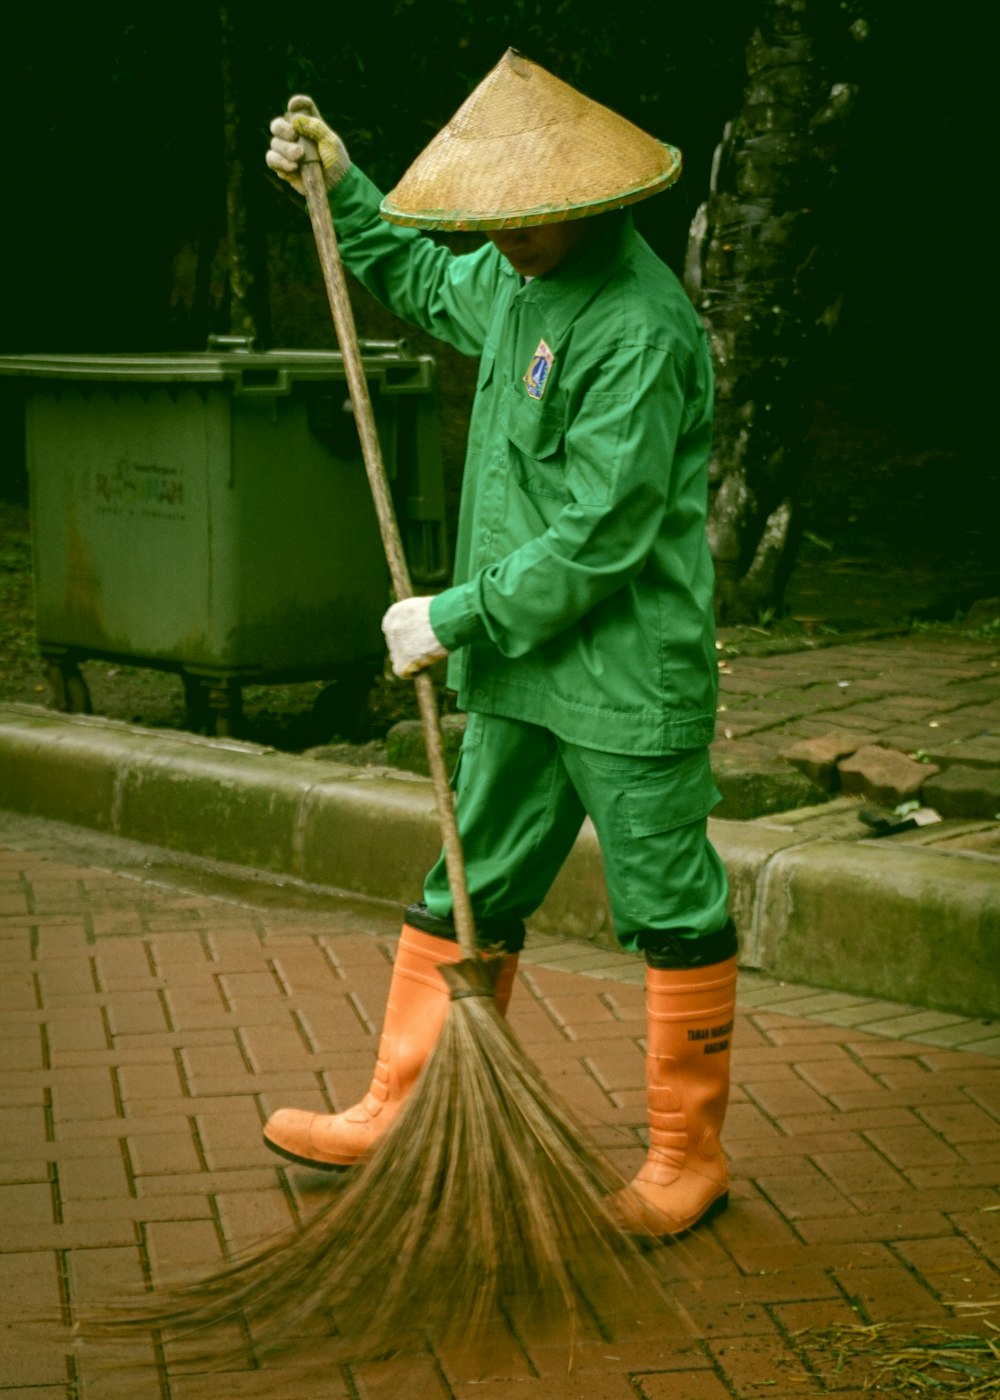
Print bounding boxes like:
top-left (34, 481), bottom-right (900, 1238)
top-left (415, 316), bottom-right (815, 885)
top-left (380, 49), bottom-right (681, 230)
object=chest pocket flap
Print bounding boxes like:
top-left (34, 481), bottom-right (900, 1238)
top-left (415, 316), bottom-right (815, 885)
top-left (503, 383), bottom-right (567, 499)
top-left (504, 383), bottom-right (563, 459)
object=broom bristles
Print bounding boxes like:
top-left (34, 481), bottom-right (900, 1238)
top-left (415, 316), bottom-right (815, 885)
top-left (87, 957), bottom-right (663, 1367)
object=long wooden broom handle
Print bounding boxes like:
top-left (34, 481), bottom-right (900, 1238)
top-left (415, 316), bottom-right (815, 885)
top-left (297, 129), bottom-right (478, 960)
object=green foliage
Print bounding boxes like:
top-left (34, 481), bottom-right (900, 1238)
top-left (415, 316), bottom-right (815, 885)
top-left (0, 502), bottom-right (31, 577)
top-left (0, 503), bottom-right (36, 669)
top-left (911, 613), bottom-right (1000, 641)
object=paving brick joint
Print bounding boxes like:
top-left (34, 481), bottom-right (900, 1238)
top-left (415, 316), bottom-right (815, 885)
top-left (1, 817), bottom-right (998, 1398)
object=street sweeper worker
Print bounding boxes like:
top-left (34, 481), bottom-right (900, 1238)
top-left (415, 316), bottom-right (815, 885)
top-left (263, 50), bottom-right (738, 1239)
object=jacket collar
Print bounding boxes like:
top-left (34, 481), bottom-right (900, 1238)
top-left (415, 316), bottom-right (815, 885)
top-left (512, 213), bottom-right (637, 344)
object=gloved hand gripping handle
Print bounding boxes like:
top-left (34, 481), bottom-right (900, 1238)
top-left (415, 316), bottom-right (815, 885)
top-left (295, 101), bottom-right (477, 959)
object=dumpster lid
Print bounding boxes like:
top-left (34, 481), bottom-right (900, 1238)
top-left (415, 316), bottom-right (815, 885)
top-left (0, 342), bottom-right (428, 386)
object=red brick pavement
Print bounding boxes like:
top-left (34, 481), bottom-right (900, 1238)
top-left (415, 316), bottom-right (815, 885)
top-left (1, 836), bottom-right (998, 1399)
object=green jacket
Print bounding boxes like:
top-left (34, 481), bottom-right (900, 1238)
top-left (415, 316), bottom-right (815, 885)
top-left (330, 166), bottom-right (719, 755)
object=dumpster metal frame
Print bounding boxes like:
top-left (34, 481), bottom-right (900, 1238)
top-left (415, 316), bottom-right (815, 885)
top-left (0, 340), bottom-right (447, 737)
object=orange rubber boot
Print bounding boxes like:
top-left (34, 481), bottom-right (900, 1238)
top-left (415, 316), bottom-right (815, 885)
top-left (263, 924), bottom-right (518, 1169)
top-left (617, 956), bottom-right (737, 1237)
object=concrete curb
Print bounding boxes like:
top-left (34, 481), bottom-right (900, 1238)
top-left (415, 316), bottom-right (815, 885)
top-left (2, 703), bottom-right (997, 1018)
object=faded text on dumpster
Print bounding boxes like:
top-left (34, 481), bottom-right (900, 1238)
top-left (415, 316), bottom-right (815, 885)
top-left (94, 458), bottom-right (186, 520)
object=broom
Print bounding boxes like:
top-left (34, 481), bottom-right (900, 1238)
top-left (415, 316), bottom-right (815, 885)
top-left (84, 101), bottom-right (661, 1367)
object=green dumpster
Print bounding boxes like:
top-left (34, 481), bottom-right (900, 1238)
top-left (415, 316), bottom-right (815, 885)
top-left (0, 339), bottom-right (447, 735)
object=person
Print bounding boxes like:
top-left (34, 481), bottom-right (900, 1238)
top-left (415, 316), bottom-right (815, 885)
top-left (263, 49), bottom-right (738, 1238)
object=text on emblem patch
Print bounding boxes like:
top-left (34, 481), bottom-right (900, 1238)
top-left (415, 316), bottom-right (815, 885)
top-left (523, 339), bottom-right (555, 400)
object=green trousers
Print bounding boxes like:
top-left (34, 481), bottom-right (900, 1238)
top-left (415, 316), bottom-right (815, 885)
top-left (422, 712), bottom-right (730, 956)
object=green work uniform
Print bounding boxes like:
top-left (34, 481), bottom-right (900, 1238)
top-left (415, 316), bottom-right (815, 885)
top-left (329, 168), bottom-right (729, 952)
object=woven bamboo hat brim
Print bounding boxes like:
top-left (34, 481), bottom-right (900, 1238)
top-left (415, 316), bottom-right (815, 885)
top-left (380, 49), bottom-right (681, 231)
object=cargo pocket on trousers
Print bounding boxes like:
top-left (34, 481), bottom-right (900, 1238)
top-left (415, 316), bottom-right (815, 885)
top-left (624, 749), bottom-right (721, 838)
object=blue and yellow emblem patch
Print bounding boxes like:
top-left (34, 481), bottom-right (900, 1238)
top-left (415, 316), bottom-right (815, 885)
top-left (523, 339), bottom-right (554, 400)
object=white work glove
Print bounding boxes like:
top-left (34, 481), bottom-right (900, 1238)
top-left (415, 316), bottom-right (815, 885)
top-left (265, 95), bottom-right (351, 196)
top-left (381, 597), bottom-right (449, 679)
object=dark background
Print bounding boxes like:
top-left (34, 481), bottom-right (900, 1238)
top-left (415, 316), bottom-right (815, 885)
top-left (1, 0), bottom-right (995, 619)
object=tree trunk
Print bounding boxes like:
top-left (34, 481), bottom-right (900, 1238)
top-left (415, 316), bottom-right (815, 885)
top-left (685, 0), bottom-right (861, 624)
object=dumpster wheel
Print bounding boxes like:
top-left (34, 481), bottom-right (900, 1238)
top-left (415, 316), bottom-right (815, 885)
top-left (209, 681), bottom-right (244, 738)
top-left (182, 674), bottom-right (244, 739)
top-left (46, 656), bottom-right (93, 715)
top-left (313, 663), bottom-right (378, 744)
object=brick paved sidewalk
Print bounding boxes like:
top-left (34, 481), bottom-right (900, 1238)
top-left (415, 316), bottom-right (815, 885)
top-left (1, 825), bottom-right (998, 1399)
top-left (712, 629), bottom-right (1000, 818)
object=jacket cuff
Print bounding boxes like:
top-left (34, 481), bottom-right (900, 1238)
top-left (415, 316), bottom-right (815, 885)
top-left (429, 584), bottom-right (489, 650)
top-left (327, 164), bottom-right (384, 233)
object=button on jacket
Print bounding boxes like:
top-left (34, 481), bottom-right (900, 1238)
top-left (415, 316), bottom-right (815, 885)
top-left (330, 166), bottom-right (719, 756)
